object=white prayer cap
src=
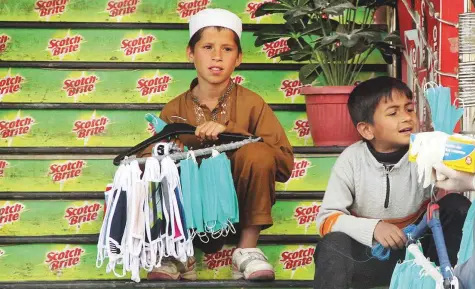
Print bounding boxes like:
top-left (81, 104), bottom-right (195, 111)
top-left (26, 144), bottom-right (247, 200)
top-left (189, 8), bottom-right (242, 39)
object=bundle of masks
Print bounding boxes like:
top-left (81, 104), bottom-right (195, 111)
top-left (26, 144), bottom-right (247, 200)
top-left (96, 115), bottom-right (240, 282)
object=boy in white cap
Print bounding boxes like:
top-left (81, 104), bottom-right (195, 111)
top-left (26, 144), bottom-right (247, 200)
top-left (138, 8), bottom-right (294, 281)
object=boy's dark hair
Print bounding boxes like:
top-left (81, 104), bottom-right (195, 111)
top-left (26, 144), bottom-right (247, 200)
top-left (188, 26), bottom-right (242, 54)
top-left (347, 76), bottom-right (413, 126)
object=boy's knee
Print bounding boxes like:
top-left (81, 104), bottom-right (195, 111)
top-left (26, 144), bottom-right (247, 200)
top-left (316, 232), bottom-right (352, 258)
top-left (439, 193), bottom-right (471, 217)
top-left (233, 142), bottom-right (276, 171)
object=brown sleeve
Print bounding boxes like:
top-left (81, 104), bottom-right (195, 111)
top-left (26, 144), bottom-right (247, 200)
top-left (225, 120), bottom-right (251, 136)
top-left (252, 102), bottom-right (294, 183)
top-left (136, 102), bottom-right (178, 158)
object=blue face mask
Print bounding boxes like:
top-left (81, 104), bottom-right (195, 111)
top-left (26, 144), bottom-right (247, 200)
top-left (145, 113), bottom-right (167, 134)
top-left (179, 151), bottom-right (204, 233)
top-left (389, 242), bottom-right (438, 289)
top-left (198, 150), bottom-right (239, 237)
top-left (425, 83), bottom-right (464, 134)
top-left (458, 202), bottom-right (475, 266)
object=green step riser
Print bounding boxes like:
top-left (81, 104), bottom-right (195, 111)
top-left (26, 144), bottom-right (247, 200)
top-left (0, 243), bottom-right (316, 281)
top-left (0, 0), bottom-right (372, 24)
top-left (0, 157), bottom-right (336, 192)
top-left (0, 200), bottom-right (321, 236)
top-left (0, 68), bottom-right (385, 104)
top-left (0, 109), bottom-right (314, 147)
top-left (0, 28), bottom-right (385, 64)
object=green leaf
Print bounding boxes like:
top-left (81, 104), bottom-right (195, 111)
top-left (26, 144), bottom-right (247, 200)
top-left (254, 2), bottom-right (291, 17)
top-left (287, 37), bottom-right (312, 50)
top-left (253, 25), bottom-right (291, 46)
top-left (299, 64), bottom-right (321, 84)
top-left (336, 23), bottom-right (349, 34)
top-left (358, 0), bottom-right (397, 9)
top-left (323, 0), bottom-right (355, 15)
top-left (283, 6), bottom-right (314, 23)
top-left (383, 31), bottom-right (402, 46)
top-left (313, 0), bottom-right (329, 9)
top-left (320, 34), bottom-right (339, 46)
top-left (298, 0), bottom-right (312, 5)
top-left (301, 22), bottom-right (324, 36)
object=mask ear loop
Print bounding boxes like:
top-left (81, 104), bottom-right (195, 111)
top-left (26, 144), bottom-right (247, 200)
top-left (183, 151), bottom-right (198, 257)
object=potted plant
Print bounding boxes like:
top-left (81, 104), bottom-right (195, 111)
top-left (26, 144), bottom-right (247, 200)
top-left (254, 0), bottom-right (401, 146)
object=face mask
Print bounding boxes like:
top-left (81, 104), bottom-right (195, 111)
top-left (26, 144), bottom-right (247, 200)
top-left (389, 243), bottom-right (438, 289)
top-left (160, 156), bottom-right (189, 262)
top-left (96, 184), bottom-right (113, 269)
top-left (458, 202), bottom-right (475, 266)
top-left (199, 150), bottom-right (239, 237)
top-left (179, 151), bottom-right (205, 233)
top-left (425, 83), bottom-right (464, 134)
top-left (145, 113), bottom-right (167, 134)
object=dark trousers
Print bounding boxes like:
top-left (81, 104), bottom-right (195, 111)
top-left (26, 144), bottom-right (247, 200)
top-left (313, 193), bottom-right (471, 289)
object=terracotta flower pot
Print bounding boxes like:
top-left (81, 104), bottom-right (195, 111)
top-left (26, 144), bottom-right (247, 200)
top-left (301, 86), bottom-right (360, 147)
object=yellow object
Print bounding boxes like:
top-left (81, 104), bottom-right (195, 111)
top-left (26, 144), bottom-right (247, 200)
top-left (409, 133), bottom-right (475, 173)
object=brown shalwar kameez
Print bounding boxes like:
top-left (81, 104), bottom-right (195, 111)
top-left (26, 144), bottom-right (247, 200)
top-left (138, 79), bottom-right (294, 229)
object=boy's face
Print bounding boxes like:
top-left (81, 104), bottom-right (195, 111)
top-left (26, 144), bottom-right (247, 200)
top-left (187, 27), bottom-right (242, 86)
top-left (359, 90), bottom-right (418, 153)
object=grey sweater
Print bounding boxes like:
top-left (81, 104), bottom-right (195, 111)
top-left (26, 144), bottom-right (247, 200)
top-left (316, 141), bottom-right (431, 247)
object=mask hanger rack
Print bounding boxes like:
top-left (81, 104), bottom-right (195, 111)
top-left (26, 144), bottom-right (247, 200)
top-left (113, 122), bottom-right (261, 166)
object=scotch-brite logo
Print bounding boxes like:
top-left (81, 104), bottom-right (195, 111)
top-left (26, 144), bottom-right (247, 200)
top-left (45, 247), bottom-right (85, 271)
top-left (246, 0), bottom-right (277, 19)
top-left (62, 73), bottom-right (99, 102)
top-left (262, 38), bottom-right (290, 59)
top-left (72, 111), bottom-right (110, 144)
top-left (35, 0), bottom-right (69, 18)
top-left (106, 0), bottom-right (140, 18)
top-left (203, 247), bottom-right (236, 270)
top-left (0, 161), bottom-right (9, 178)
top-left (291, 159), bottom-right (311, 179)
top-left (47, 31), bottom-right (83, 60)
top-left (0, 202), bottom-right (25, 227)
top-left (65, 202), bottom-right (102, 227)
top-left (0, 69), bottom-right (25, 101)
top-left (49, 160), bottom-right (86, 183)
top-left (293, 120), bottom-right (310, 138)
top-left (0, 111), bottom-right (35, 146)
top-left (137, 72), bottom-right (172, 102)
top-left (121, 32), bottom-right (156, 61)
top-left (0, 34), bottom-right (10, 54)
top-left (177, 0), bottom-right (210, 19)
top-left (280, 79), bottom-right (308, 102)
top-left (280, 247), bottom-right (315, 271)
top-left (294, 203), bottom-right (319, 225)
top-left (231, 75), bottom-right (245, 85)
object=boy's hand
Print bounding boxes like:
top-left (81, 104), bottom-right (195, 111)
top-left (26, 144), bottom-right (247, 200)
top-left (195, 121), bottom-right (226, 141)
top-left (374, 221), bottom-right (407, 250)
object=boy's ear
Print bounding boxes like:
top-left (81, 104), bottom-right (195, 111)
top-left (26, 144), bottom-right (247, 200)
top-left (356, 122), bottom-right (375, 141)
top-left (235, 52), bottom-right (242, 67)
top-left (186, 46), bottom-right (194, 62)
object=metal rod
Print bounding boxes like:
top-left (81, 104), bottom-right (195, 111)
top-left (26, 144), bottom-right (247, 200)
top-left (120, 137), bottom-right (262, 165)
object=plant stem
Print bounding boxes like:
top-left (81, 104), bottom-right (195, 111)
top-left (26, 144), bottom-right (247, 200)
top-left (350, 46), bottom-right (375, 84)
top-left (315, 51), bottom-right (333, 85)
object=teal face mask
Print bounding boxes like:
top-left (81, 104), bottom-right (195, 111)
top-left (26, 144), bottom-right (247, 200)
top-left (179, 151), bottom-right (204, 233)
top-left (198, 150), bottom-right (239, 237)
top-left (425, 83), bottom-right (464, 134)
top-left (458, 202), bottom-right (475, 265)
top-left (145, 113), bottom-right (166, 134)
top-left (389, 242), bottom-right (438, 289)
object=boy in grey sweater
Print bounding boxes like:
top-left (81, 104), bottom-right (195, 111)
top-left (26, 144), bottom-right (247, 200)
top-left (313, 76), bottom-right (471, 289)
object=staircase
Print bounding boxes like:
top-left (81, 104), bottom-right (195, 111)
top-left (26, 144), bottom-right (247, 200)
top-left (0, 1), bottom-right (387, 288)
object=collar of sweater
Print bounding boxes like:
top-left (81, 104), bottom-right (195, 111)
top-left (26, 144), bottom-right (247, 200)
top-left (363, 142), bottom-right (409, 170)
